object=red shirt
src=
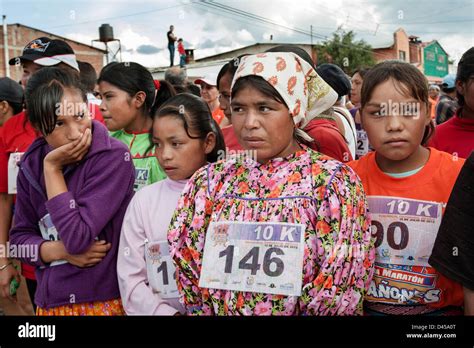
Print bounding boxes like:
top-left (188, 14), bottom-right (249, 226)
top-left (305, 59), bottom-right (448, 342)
top-left (304, 119), bottom-right (353, 162)
top-left (429, 112), bottom-right (474, 159)
top-left (0, 111), bottom-right (37, 193)
top-left (221, 124), bottom-right (243, 152)
top-left (178, 42), bottom-right (185, 55)
top-left (89, 103), bottom-right (105, 124)
top-left (212, 107), bottom-right (225, 126)
top-left (0, 111), bottom-right (38, 280)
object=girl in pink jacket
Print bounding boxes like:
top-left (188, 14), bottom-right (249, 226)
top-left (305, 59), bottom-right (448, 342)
top-left (117, 94), bottom-right (224, 315)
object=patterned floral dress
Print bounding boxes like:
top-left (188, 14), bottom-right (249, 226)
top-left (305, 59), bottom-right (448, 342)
top-left (168, 146), bottom-right (375, 315)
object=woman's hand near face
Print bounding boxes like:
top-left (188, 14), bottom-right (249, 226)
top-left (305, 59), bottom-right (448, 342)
top-left (43, 128), bottom-right (92, 171)
top-left (43, 128), bottom-right (92, 200)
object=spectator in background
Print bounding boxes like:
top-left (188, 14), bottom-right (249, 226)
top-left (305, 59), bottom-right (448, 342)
top-left (167, 25), bottom-right (177, 67)
top-left (177, 38), bottom-right (186, 68)
top-left (428, 84), bottom-right (440, 120)
top-left (349, 68), bottom-right (371, 159)
top-left (78, 61), bottom-right (104, 124)
top-left (164, 66), bottom-right (187, 89)
top-left (78, 61), bottom-right (100, 105)
top-left (349, 68), bottom-right (368, 112)
top-left (0, 78), bottom-right (23, 128)
top-left (194, 73), bottom-right (227, 127)
top-left (185, 83), bottom-right (201, 97)
top-left (316, 63), bottom-right (357, 160)
top-left (430, 47), bottom-right (474, 159)
top-left (436, 74), bottom-right (458, 125)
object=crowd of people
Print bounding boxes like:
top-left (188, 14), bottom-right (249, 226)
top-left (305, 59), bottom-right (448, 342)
top-left (0, 32), bottom-right (473, 316)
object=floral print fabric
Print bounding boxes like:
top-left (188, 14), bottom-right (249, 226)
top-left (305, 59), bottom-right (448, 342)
top-left (232, 52), bottom-right (338, 128)
top-left (168, 146), bottom-right (375, 315)
top-left (36, 299), bottom-right (125, 316)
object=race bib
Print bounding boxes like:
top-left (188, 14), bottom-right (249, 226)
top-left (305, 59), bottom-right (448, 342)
top-left (134, 167), bottom-right (150, 191)
top-left (199, 221), bottom-right (305, 296)
top-left (356, 130), bottom-right (369, 158)
top-left (145, 240), bottom-right (179, 299)
top-left (39, 214), bottom-right (67, 267)
top-left (366, 196), bottom-right (442, 305)
top-left (8, 152), bottom-right (24, 194)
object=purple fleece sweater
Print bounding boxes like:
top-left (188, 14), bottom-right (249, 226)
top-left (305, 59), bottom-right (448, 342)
top-left (10, 121), bottom-right (135, 309)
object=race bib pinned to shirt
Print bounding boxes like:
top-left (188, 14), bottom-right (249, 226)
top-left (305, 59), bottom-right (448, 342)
top-left (366, 196), bottom-right (443, 306)
top-left (199, 221), bottom-right (305, 297)
top-left (39, 214), bottom-right (67, 267)
top-left (134, 167), bottom-right (150, 191)
top-left (356, 130), bottom-right (369, 159)
top-left (145, 240), bottom-right (179, 299)
top-left (8, 152), bottom-right (24, 194)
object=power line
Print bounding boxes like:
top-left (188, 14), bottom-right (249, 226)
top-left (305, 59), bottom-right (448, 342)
top-left (199, 0), bottom-right (327, 39)
top-left (43, 1), bottom-right (199, 30)
top-left (195, 0), bottom-right (395, 59)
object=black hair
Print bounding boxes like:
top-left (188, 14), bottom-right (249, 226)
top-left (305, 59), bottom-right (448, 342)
top-left (265, 45), bottom-right (315, 68)
top-left (6, 101), bottom-right (23, 115)
top-left (0, 100), bottom-right (23, 116)
top-left (353, 67), bottom-right (369, 79)
top-left (360, 60), bottom-right (435, 146)
top-left (441, 86), bottom-right (456, 94)
top-left (185, 83), bottom-right (201, 97)
top-left (173, 85), bottom-right (186, 94)
top-left (217, 54), bottom-right (250, 90)
top-left (456, 47), bottom-right (474, 114)
top-left (78, 61), bottom-right (97, 93)
top-left (150, 79), bottom-right (177, 116)
top-left (25, 67), bottom-right (87, 136)
top-left (154, 93), bottom-right (225, 163)
top-left (98, 62), bottom-right (156, 116)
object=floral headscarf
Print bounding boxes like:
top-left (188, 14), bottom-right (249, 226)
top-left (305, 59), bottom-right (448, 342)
top-left (231, 52), bottom-right (338, 130)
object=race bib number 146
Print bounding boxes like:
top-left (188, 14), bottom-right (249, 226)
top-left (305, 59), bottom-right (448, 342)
top-left (199, 221), bottom-right (305, 297)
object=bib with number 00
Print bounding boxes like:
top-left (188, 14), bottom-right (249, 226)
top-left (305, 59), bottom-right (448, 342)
top-left (145, 240), bottom-right (179, 299)
top-left (366, 196), bottom-right (442, 305)
top-left (199, 221), bottom-right (305, 297)
top-left (8, 152), bottom-right (24, 194)
top-left (368, 196), bottom-right (441, 266)
top-left (39, 214), bottom-right (67, 267)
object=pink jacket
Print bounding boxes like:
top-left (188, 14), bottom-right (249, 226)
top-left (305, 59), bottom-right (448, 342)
top-left (117, 178), bottom-right (187, 315)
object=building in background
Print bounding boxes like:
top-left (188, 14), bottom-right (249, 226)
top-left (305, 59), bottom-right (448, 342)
top-left (151, 28), bottom-right (452, 85)
top-left (372, 28), bottom-right (450, 83)
top-left (0, 23), bottom-right (106, 82)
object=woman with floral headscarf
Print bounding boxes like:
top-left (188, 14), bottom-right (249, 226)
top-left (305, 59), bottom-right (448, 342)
top-left (167, 52), bottom-right (375, 315)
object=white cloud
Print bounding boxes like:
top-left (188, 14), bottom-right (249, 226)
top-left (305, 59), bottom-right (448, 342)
top-left (11, 0), bottom-right (473, 69)
top-left (438, 34), bottom-right (474, 64)
top-left (236, 29), bottom-right (255, 43)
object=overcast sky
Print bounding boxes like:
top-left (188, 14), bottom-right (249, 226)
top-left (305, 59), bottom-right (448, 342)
top-left (1, 0), bottom-right (473, 68)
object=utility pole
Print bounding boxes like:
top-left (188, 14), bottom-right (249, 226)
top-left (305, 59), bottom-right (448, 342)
top-left (3, 15), bottom-right (10, 77)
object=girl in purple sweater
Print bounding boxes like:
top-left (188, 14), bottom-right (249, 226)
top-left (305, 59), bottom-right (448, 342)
top-left (9, 67), bottom-right (135, 315)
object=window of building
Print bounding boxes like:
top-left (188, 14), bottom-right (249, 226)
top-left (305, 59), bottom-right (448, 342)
top-left (399, 50), bottom-right (406, 61)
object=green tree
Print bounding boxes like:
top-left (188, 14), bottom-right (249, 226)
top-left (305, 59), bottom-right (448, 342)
top-left (315, 30), bottom-right (375, 74)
